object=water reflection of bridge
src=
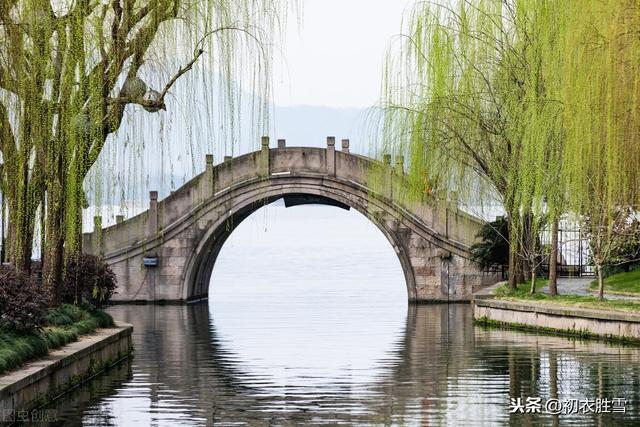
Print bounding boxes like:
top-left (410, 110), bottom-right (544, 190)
top-left (55, 304), bottom-right (640, 425)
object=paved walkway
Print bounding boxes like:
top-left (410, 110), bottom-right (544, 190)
top-left (540, 277), bottom-right (640, 300)
top-left (474, 276), bottom-right (640, 300)
top-left (540, 277), bottom-right (593, 296)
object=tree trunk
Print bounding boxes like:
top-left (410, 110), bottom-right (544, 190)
top-left (548, 217), bottom-right (559, 296)
top-left (4, 149), bottom-right (44, 273)
top-left (17, 221), bottom-right (34, 272)
top-left (64, 190), bottom-right (83, 259)
top-left (40, 190), bottom-right (46, 259)
top-left (42, 182), bottom-right (65, 303)
top-left (597, 264), bottom-right (604, 300)
top-left (507, 215), bottom-right (520, 289)
top-left (7, 197), bottom-right (36, 272)
top-left (508, 247), bottom-right (517, 289)
top-left (63, 158), bottom-right (85, 259)
top-left (521, 213), bottom-right (533, 285)
top-left (519, 259), bottom-right (528, 284)
top-left (5, 213), bottom-right (16, 265)
top-left (0, 196), bottom-right (4, 264)
top-left (515, 255), bottom-right (526, 284)
top-left (530, 266), bottom-right (536, 295)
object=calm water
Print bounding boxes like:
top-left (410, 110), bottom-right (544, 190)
top-left (36, 205), bottom-right (640, 426)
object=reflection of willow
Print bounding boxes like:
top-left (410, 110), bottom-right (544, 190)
top-left (95, 304), bottom-right (640, 426)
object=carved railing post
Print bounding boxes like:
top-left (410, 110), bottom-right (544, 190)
top-left (116, 215), bottom-right (124, 224)
top-left (277, 139), bottom-right (286, 148)
top-left (148, 191), bottom-right (158, 239)
top-left (144, 191), bottom-right (158, 258)
top-left (341, 138), bottom-right (349, 153)
top-left (259, 136), bottom-right (270, 178)
top-left (205, 154), bottom-right (215, 196)
top-left (326, 136), bottom-right (336, 176)
top-left (143, 191), bottom-right (159, 262)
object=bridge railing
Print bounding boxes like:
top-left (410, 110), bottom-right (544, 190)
top-left (84, 137), bottom-right (484, 256)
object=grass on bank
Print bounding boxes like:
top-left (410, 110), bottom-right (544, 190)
top-left (0, 304), bottom-right (114, 375)
top-left (493, 281), bottom-right (640, 313)
top-left (588, 269), bottom-right (640, 296)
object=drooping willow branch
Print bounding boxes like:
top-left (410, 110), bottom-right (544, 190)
top-left (379, 0), bottom-right (640, 292)
top-left (0, 0), bottom-right (294, 291)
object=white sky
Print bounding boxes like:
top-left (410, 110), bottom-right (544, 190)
top-left (273, 0), bottom-right (414, 108)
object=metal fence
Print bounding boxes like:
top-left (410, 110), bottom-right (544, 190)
top-left (539, 221), bottom-right (595, 277)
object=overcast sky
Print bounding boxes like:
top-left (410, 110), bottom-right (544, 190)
top-left (272, 0), bottom-right (414, 108)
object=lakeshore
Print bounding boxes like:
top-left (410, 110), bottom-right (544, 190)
top-left (473, 280), bottom-right (640, 344)
top-left (0, 323), bottom-right (133, 421)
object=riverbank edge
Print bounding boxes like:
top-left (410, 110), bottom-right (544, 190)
top-left (473, 296), bottom-right (640, 345)
top-left (0, 321), bottom-right (133, 415)
top-left (587, 287), bottom-right (640, 298)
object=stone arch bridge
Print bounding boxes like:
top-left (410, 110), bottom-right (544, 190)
top-left (84, 137), bottom-right (499, 302)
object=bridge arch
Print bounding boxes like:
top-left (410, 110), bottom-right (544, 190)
top-left (84, 139), bottom-right (498, 302)
top-left (183, 181), bottom-right (417, 301)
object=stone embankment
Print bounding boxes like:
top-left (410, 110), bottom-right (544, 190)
top-left (0, 322), bottom-right (133, 421)
top-left (473, 287), bottom-right (640, 343)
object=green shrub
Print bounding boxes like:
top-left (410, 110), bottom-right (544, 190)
top-left (0, 331), bottom-right (48, 373)
top-left (45, 304), bottom-right (86, 326)
top-left (0, 307), bottom-right (114, 374)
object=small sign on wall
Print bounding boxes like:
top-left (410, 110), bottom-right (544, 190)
top-left (143, 256), bottom-right (159, 267)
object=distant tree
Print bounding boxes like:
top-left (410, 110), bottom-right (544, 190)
top-left (584, 206), bottom-right (640, 299)
top-left (514, 214), bottom-right (549, 295)
top-left (606, 215), bottom-right (640, 273)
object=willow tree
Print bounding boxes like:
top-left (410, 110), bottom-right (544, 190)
top-left (0, 0), bottom-right (292, 295)
top-left (379, 0), bottom-right (565, 290)
top-left (549, 0), bottom-right (640, 298)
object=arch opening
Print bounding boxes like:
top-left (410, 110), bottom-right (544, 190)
top-left (184, 191), bottom-right (415, 301)
top-left (206, 202), bottom-right (409, 389)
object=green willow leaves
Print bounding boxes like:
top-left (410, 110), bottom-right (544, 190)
top-left (0, 0), bottom-right (294, 295)
top-left (380, 0), bottom-right (640, 290)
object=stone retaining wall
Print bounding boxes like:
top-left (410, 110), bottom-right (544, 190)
top-left (474, 297), bottom-right (640, 342)
top-left (0, 322), bottom-right (133, 417)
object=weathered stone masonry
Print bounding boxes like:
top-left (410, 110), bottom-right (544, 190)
top-left (84, 137), bottom-right (499, 302)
